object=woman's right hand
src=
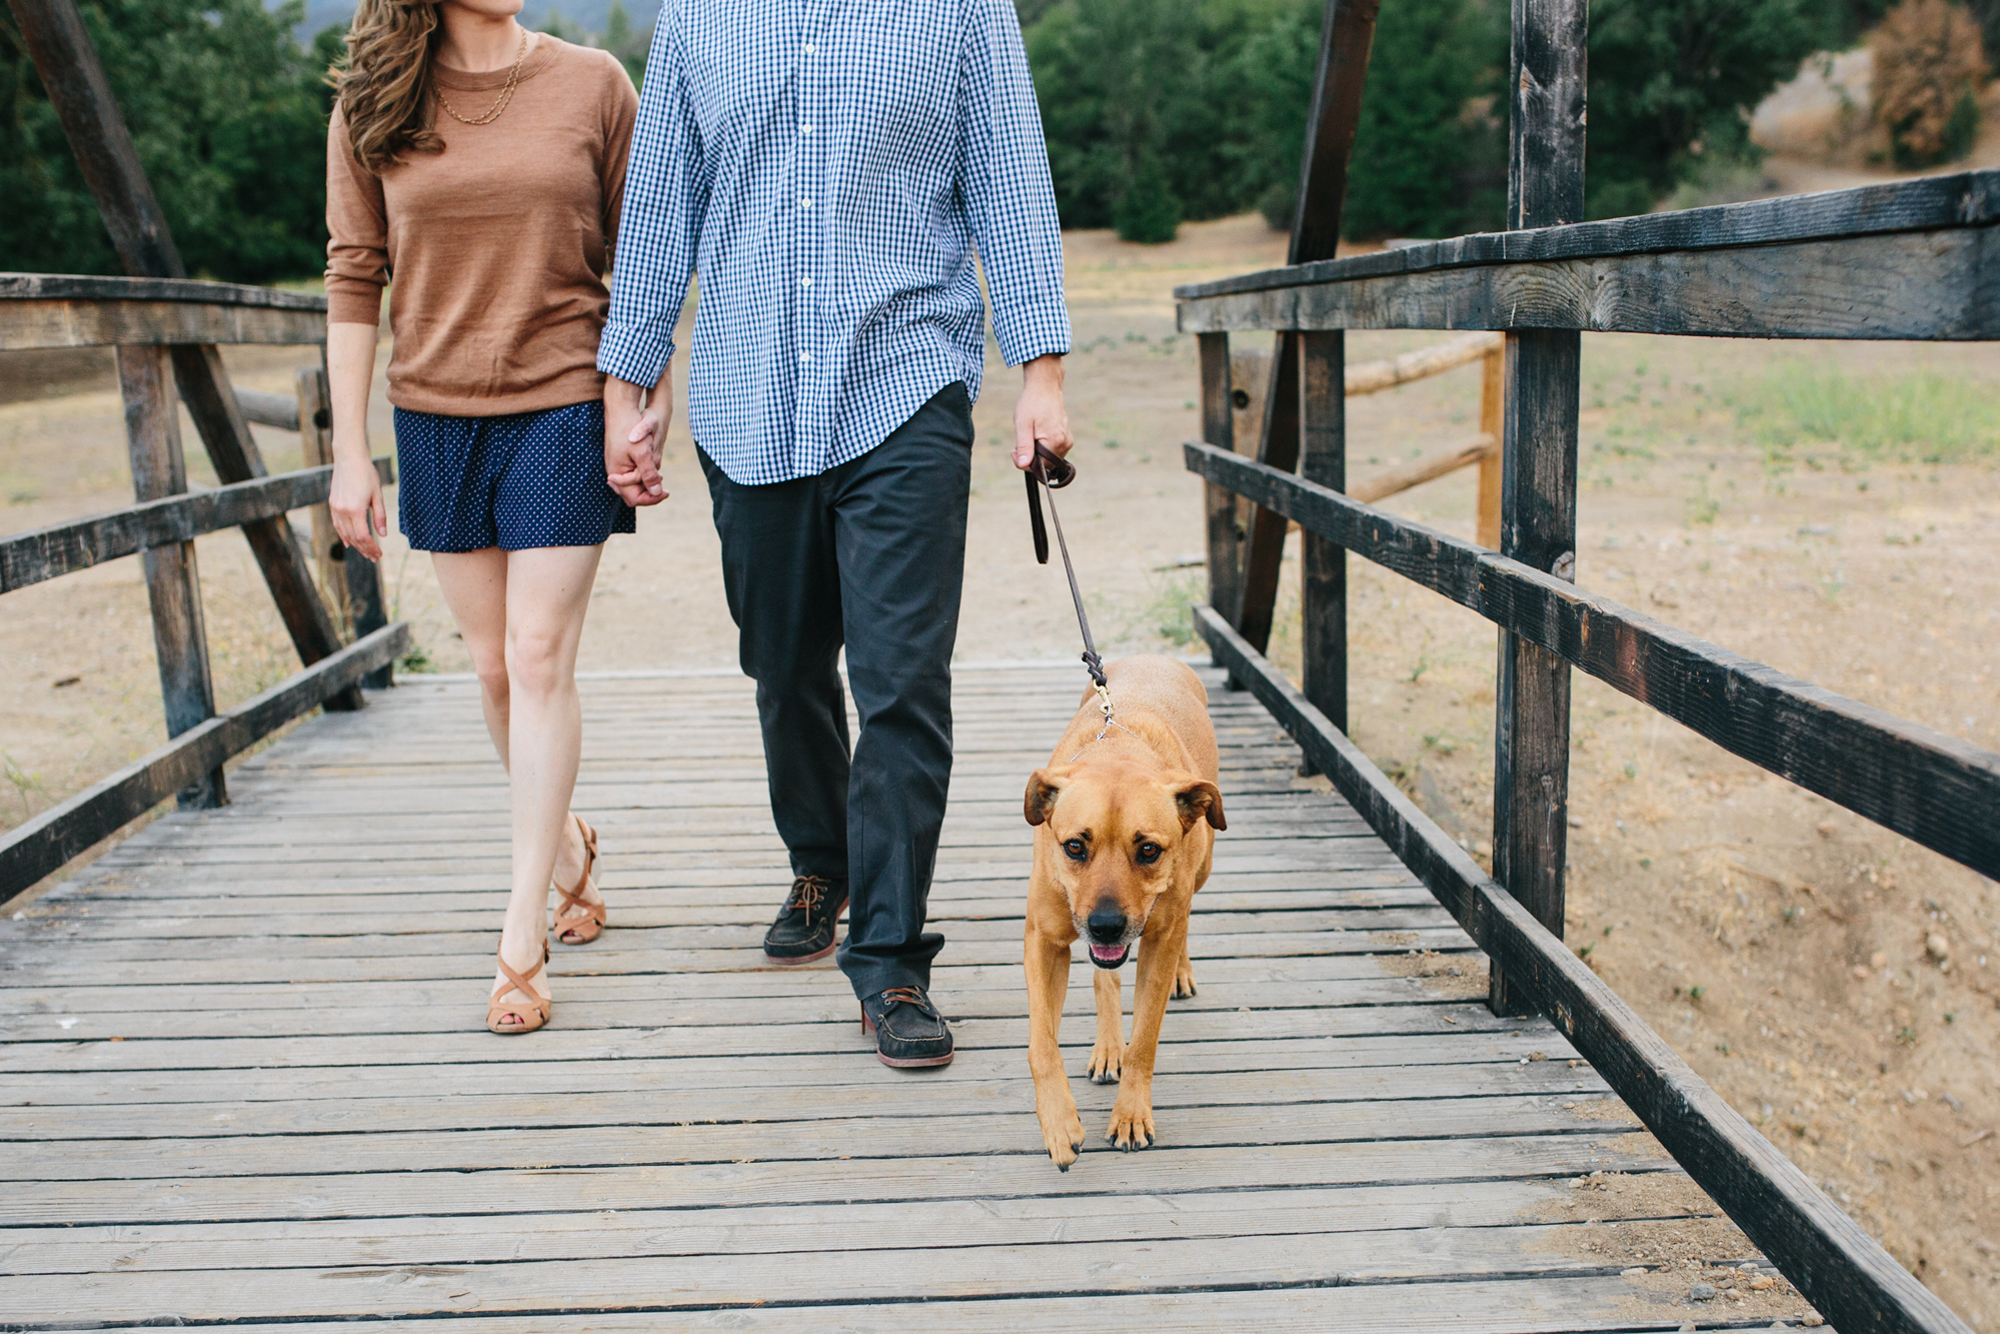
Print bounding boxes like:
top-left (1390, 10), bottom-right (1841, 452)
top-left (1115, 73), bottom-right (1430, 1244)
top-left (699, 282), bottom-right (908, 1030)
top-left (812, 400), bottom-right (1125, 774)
top-left (330, 445), bottom-right (388, 562)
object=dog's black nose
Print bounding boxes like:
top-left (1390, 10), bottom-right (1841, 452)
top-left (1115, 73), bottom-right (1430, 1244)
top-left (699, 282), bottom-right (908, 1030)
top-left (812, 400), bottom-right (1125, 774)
top-left (1086, 907), bottom-right (1127, 944)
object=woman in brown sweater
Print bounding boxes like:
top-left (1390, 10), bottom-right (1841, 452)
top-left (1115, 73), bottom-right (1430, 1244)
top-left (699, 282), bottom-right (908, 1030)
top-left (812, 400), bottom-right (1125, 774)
top-left (325, 0), bottom-right (638, 1034)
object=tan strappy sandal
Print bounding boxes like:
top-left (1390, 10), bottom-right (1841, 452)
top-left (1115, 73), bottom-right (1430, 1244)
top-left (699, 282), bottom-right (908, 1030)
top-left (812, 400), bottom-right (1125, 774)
top-left (487, 945), bottom-right (552, 1035)
top-left (553, 815), bottom-right (607, 946)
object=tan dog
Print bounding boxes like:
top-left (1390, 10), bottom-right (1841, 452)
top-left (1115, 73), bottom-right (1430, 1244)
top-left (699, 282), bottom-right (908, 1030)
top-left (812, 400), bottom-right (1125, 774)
top-left (1021, 655), bottom-right (1225, 1169)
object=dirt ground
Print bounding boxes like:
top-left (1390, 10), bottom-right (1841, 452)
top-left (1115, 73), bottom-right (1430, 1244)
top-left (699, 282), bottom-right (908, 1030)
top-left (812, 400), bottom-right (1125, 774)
top-left (3, 195), bottom-right (1998, 1324)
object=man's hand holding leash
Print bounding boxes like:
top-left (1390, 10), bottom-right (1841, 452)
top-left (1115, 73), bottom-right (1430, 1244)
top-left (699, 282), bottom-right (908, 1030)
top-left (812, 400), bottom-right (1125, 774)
top-left (1013, 353), bottom-right (1072, 468)
top-left (605, 372), bottom-right (671, 507)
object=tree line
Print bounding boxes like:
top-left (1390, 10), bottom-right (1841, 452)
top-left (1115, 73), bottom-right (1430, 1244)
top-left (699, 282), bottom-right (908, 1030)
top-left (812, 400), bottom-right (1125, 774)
top-left (0, 0), bottom-right (1990, 281)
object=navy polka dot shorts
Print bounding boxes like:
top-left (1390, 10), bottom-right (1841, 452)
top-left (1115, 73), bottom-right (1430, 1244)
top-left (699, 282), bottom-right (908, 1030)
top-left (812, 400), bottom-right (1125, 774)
top-left (392, 399), bottom-right (636, 553)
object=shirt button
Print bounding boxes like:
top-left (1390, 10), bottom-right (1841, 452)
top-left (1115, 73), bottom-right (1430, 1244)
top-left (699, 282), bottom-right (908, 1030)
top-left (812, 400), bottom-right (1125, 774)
top-left (803, 41), bottom-right (816, 54)
top-left (799, 277), bottom-right (813, 288)
top-left (801, 123), bottom-right (814, 135)
top-left (799, 197), bottom-right (813, 209)
top-left (799, 351), bottom-right (813, 363)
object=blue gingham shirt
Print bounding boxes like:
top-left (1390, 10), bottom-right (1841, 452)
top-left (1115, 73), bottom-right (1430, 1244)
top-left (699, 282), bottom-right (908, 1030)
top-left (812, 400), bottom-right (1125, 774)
top-left (597, 0), bottom-right (1072, 485)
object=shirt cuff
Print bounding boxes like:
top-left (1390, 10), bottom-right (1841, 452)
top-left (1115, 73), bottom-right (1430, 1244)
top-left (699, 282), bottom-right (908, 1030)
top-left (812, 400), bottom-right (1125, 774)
top-left (991, 294), bottom-right (1072, 368)
top-left (596, 320), bottom-right (676, 386)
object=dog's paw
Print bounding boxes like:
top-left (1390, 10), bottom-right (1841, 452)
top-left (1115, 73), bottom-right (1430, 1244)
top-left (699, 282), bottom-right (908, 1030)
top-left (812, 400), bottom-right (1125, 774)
top-left (1038, 1100), bottom-right (1086, 1171)
top-left (1171, 957), bottom-right (1197, 1000)
top-left (1086, 1038), bottom-right (1123, 1084)
top-left (1106, 1100), bottom-right (1156, 1152)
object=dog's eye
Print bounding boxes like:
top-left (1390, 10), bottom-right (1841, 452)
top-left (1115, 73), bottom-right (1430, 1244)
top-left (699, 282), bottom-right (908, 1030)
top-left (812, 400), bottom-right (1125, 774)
top-left (1063, 838), bottom-right (1088, 861)
top-left (1136, 841), bottom-right (1162, 865)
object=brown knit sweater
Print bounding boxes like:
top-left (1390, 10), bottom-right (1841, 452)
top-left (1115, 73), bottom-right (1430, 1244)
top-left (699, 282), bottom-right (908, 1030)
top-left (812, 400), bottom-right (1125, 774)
top-left (326, 36), bottom-right (637, 417)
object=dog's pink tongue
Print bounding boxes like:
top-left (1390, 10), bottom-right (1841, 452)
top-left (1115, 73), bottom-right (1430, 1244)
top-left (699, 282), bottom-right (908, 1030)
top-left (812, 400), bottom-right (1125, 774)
top-left (1090, 944), bottom-right (1125, 963)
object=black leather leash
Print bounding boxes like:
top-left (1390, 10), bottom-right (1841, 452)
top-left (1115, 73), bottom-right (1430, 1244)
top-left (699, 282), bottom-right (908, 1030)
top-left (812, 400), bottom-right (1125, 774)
top-left (1024, 442), bottom-right (1110, 697)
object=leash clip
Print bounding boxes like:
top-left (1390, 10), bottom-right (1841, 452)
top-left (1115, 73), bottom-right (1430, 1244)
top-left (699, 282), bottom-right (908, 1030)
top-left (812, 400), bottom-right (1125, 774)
top-left (1092, 678), bottom-right (1114, 721)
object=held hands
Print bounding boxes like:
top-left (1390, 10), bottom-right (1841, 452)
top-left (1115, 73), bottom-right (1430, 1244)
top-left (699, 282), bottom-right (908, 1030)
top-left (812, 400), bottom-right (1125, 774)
top-left (605, 373), bottom-right (671, 507)
top-left (329, 440), bottom-right (387, 562)
top-left (1013, 354), bottom-right (1072, 470)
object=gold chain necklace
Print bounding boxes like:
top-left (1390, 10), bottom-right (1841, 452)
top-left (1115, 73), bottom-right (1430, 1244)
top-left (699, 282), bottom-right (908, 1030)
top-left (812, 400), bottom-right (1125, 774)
top-left (435, 29), bottom-right (528, 126)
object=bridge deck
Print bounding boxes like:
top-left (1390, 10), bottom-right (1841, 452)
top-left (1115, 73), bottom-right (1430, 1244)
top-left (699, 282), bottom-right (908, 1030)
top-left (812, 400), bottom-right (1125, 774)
top-left (0, 665), bottom-right (1798, 1330)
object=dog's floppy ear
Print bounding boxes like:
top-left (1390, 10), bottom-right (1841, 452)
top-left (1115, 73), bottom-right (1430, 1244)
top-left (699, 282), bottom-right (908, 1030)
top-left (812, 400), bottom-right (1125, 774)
top-left (1024, 767), bottom-right (1070, 826)
top-left (1172, 777), bottom-right (1226, 831)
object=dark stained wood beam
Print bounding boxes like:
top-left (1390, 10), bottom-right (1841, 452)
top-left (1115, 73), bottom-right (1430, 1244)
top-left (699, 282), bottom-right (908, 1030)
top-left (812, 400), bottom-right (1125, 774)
top-left (1233, 0), bottom-right (1379, 652)
top-left (1177, 228), bottom-right (2000, 340)
top-left (1193, 602), bottom-right (1976, 1334)
top-left (1, 459), bottom-right (395, 594)
top-left (1488, 0), bottom-right (1587, 1017)
top-left (1185, 441), bottom-right (2000, 884)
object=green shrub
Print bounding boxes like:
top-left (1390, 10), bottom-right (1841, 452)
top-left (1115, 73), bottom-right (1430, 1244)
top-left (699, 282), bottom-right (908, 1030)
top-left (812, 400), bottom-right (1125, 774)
top-left (0, 0), bottom-right (337, 282)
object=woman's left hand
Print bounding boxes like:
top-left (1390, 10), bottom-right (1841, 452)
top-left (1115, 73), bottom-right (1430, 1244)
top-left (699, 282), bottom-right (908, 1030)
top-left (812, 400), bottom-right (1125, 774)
top-left (330, 447), bottom-right (388, 562)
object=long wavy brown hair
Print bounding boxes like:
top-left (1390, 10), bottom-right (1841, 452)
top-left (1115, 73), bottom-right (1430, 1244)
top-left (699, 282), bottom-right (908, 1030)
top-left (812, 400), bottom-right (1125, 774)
top-left (329, 0), bottom-right (445, 174)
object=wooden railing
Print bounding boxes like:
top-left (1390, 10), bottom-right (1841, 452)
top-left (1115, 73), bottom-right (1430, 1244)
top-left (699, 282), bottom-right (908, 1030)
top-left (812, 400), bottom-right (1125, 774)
top-left (1180, 169), bottom-right (1997, 1334)
top-left (0, 274), bottom-right (409, 900)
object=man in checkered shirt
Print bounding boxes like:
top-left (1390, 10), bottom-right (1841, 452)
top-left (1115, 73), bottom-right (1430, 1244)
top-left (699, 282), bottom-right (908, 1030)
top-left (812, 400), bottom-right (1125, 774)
top-left (599, 0), bottom-right (1072, 1069)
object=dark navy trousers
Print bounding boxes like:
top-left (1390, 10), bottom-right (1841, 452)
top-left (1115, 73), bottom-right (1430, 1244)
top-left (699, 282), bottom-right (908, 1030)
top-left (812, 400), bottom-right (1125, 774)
top-left (698, 383), bottom-right (973, 1000)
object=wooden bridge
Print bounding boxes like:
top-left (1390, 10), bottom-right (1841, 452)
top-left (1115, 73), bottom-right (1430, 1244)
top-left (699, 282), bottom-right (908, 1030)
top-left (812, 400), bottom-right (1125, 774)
top-left (4, 0), bottom-right (1998, 1328)
top-left (0, 665), bottom-right (1808, 1330)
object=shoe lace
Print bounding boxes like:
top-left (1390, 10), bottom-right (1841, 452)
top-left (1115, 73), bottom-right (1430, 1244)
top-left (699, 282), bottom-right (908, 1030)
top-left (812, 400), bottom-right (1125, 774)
top-left (785, 875), bottom-right (831, 917)
top-left (877, 985), bottom-right (941, 1020)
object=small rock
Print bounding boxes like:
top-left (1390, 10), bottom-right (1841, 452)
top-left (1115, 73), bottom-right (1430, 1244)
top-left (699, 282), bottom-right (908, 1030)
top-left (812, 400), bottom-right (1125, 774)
top-left (1750, 1274), bottom-right (1777, 1291)
top-left (1690, 1282), bottom-right (1717, 1301)
top-left (1927, 933), bottom-right (1950, 962)
top-left (1975, 1238), bottom-right (1996, 1255)
top-left (1871, 950), bottom-right (1889, 970)
top-left (1851, 964), bottom-right (1869, 980)
top-left (1803, 1316), bottom-right (1825, 1328)
top-left (1622, 1266), bottom-right (1649, 1277)
top-left (1816, 820), bottom-right (1836, 837)
top-left (1679, 1324), bottom-right (1697, 1333)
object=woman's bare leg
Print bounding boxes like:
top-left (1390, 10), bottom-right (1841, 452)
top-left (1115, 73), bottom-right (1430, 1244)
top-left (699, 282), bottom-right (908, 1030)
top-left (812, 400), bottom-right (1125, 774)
top-left (433, 546), bottom-right (603, 1025)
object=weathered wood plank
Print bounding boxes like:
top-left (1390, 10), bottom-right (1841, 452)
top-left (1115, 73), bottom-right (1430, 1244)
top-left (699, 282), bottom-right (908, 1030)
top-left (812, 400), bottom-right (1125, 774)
top-left (1177, 226), bottom-right (2000, 340)
top-left (1177, 167), bottom-right (2000, 298)
top-left (1299, 330), bottom-right (1346, 738)
top-left (0, 272), bottom-right (328, 310)
top-left (1184, 441), bottom-right (2000, 881)
top-left (0, 295), bottom-right (325, 350)
top-left (1195, 604), bottom-right (1973, 1334)
top-left (0, 1219), bottom-right (1716, 1325)
top-left (1198, 332), bottom-right (1243, 618)
top-left (0, 1175), bottom-right (1637, 1272)
top-left (116, 342), bottom-right (225, 809)
top-left (0, 1032), bottom-right (1576, 1110)
top-left (0, 1277), bottom-right (1730, 1334)
top-left (0, 458), bottom-right (393, 594)
top-left (0, 623), bottom-right (409, 905)
top-left (2, 1133), bottom-right (1663, 1228)
top-left (1489, 328), bottom-right (1579, 1016)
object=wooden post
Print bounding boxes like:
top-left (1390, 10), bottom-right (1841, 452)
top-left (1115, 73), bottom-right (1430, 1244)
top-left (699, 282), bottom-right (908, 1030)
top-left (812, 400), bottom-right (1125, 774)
top-left (1489, 0), bottom-right (1587, 1017)
top-left (1232, 334), bottom-right (1299, 651)
top-left (1230, 0), bottom-right (1379, 653)
top-left (343, 546), bottom-right (393, 692)
top-left (10, 0), bottom-right (349, 679)
top-left (1300, 331), bottom-right (1346, 740)
top-left (1475, 346), bottom-right (1504, 548)
top-left (295, 365), bottom-right (347, 632)
top-left (116, 345), bottom-right (224, 809)
top-left (1199, 332), bottom-right (1244, 627)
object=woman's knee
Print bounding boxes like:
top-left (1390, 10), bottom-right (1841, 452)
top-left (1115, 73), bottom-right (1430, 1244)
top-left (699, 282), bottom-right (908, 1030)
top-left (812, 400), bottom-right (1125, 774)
top-left (506, 625), bottom-right (574, 698)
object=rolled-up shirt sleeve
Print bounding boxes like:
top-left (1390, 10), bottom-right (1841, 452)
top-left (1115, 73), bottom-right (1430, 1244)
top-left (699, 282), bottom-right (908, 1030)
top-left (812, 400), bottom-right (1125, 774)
top-left (597, 7), bottom-right (709, 387)
top-left (325, 104), bottom-right (389, 327)
top-left (961, 0), bottom-right (1070, 368)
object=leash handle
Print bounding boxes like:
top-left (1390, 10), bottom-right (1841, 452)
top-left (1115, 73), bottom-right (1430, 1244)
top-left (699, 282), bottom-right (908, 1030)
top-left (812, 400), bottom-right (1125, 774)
top-left (1026, 443), bottom-right (1107, 693)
